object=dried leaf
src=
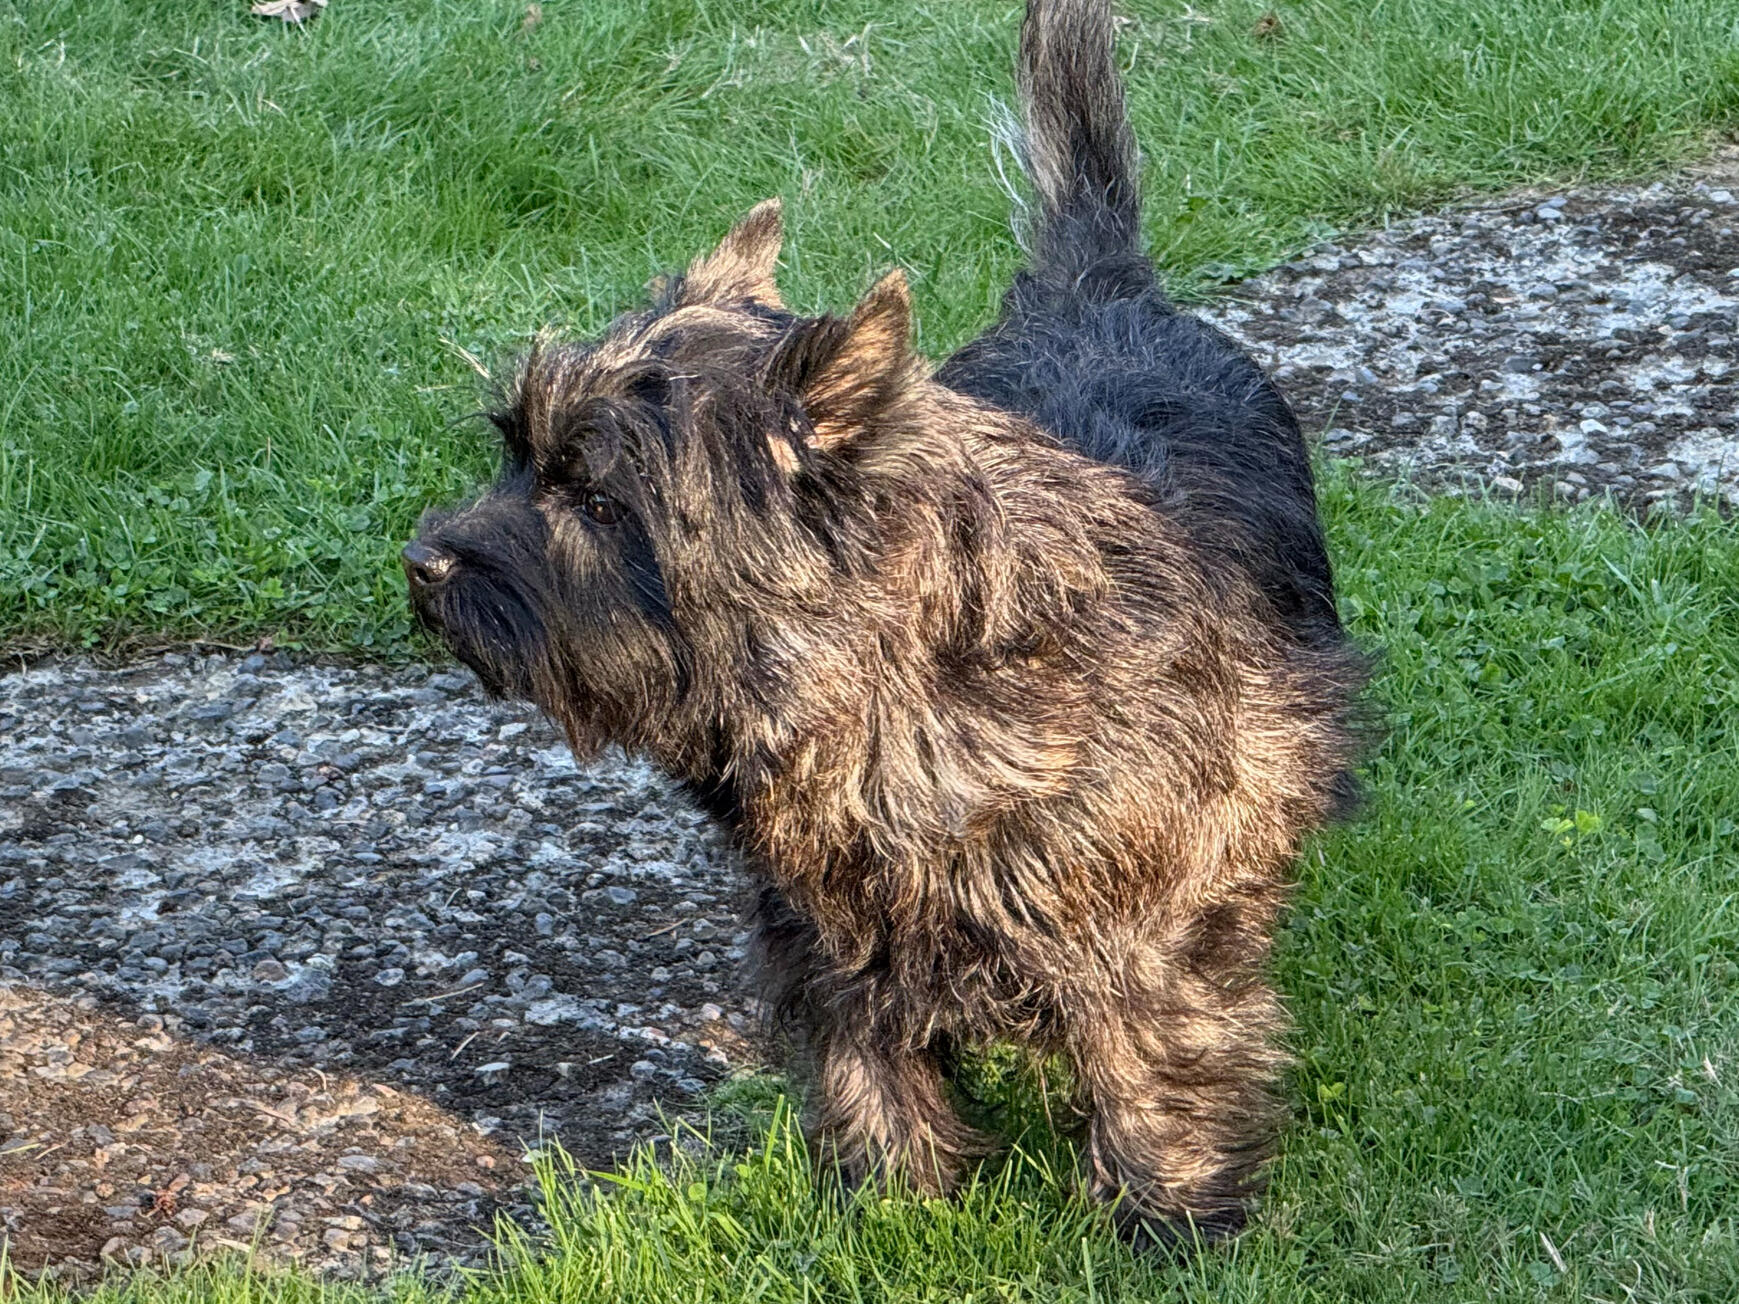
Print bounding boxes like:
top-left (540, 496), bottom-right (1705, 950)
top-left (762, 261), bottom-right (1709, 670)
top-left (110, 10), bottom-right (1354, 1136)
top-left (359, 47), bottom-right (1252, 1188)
top-left (251, 0), bottom-right (327, 24)
top-left (1252, 11), bottom-right (1283, 39)
top-left (522, 4), bottom-right (543, 33)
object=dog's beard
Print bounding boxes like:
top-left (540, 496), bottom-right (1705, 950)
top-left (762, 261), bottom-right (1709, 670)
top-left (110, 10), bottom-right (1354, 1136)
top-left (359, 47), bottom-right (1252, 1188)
top-left (411, 573), bottom-right (548, 704)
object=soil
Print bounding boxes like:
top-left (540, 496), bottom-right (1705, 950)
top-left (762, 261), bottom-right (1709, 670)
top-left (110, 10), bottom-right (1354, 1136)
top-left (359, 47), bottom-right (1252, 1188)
top-left (0, 987), bottom-right (516, 1276)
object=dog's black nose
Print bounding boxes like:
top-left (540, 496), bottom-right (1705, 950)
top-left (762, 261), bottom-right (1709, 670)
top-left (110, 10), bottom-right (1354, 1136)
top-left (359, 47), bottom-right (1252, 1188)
top-left (402, 541), bottom-right (456, 588)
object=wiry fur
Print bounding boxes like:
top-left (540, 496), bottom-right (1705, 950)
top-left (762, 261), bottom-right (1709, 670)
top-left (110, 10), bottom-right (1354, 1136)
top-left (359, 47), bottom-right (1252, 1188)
top-left (405, 0), bottom-right (1363, 1249)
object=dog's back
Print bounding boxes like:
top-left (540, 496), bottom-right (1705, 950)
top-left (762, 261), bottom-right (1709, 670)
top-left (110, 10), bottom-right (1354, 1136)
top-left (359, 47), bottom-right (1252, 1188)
top-left (938, 0), bottom-right (1339, 646)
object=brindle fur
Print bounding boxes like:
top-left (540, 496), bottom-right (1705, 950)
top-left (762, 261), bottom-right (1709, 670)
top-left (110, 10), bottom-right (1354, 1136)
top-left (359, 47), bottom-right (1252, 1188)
top-left (405, 0), bottom-right (1363, 1248)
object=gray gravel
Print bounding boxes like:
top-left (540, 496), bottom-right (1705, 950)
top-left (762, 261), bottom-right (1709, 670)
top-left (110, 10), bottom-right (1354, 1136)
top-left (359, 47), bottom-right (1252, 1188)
top-left (0, 654), bottom-right (762, 1177)
top-left (1201, 159), bottom-right (1739, 507)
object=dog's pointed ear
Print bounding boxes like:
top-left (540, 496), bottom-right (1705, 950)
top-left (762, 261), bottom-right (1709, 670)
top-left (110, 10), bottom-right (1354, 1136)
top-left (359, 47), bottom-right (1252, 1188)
top-left (780, 269), bottom-right (914, 452)
top-left (680, 198), bottom-right (784, 308)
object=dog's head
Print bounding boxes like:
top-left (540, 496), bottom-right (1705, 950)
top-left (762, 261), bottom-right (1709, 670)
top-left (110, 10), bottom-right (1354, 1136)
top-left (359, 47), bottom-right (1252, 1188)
top-left (404, 200), bottom-right (922, 761)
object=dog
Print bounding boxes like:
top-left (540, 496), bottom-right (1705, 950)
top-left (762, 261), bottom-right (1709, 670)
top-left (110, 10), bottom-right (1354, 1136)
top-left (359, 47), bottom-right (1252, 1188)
top-left (404, 0), bottom-right (1362, 1247)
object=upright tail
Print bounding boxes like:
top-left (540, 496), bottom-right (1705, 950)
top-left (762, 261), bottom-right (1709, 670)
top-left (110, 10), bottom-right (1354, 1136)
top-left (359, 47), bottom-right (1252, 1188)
top-left (1016, 0), bottom-right (1152, 296)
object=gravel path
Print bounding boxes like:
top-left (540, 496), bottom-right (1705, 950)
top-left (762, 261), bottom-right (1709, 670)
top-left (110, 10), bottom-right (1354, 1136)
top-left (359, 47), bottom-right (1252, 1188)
top-left (5, 160), bottom-right (1738, 1279)
top-left (0, 986), bottom-right (517, 1276)
top-left (1200, 155), bottom-right (1739, 506)
top-left (2, 655), bottom-right (762, 1277)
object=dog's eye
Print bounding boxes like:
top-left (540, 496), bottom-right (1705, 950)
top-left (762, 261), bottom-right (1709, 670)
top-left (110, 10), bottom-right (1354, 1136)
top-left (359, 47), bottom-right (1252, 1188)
top-left (582, 492), bottom-right (623, 525)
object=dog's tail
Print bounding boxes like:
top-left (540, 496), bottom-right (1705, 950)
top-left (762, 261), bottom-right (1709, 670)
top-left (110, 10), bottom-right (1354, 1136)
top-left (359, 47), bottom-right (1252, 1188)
top-left (1014, 0), bottom-right (1151, 297)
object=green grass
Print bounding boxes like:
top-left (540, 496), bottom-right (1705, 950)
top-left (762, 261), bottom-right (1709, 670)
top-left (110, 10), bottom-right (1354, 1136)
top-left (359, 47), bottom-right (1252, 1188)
top-left (4, 0), bottom-right (1739, 647)
top-left (10, 482), bottom-right (1739, 1302)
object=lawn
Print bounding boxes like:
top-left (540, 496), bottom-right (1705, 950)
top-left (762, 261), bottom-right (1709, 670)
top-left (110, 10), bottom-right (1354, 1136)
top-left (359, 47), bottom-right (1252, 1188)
top-left (5, 0), bottom-right (1739, 1301)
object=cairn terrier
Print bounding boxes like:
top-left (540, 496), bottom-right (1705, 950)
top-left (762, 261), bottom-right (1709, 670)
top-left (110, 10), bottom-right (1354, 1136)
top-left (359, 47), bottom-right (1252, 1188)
top-left (406, 0), bottom-right (1363, 1247)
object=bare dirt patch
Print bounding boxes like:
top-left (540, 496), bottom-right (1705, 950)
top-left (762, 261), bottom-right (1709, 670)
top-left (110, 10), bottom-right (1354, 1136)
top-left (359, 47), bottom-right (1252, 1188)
top-left (0, 985), bottom-right (514, 1277)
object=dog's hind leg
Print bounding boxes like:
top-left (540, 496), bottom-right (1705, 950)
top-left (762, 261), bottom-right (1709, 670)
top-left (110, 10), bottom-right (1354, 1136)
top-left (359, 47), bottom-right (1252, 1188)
top-left (1065, 959), bottom-right (1287, 1250)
